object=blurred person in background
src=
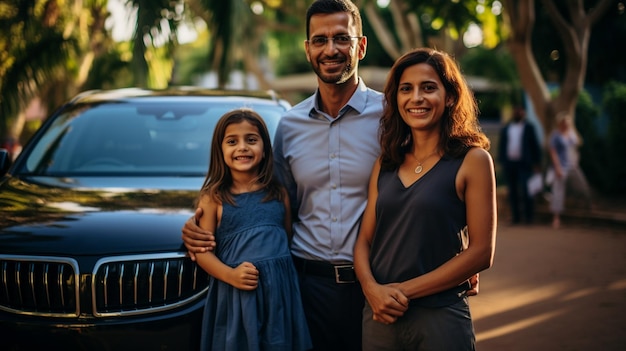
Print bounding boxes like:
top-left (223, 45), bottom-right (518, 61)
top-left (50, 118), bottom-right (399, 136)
top-left (497, 105), bottom-right (542, 225)
top-left (548, 112), bottom-right (591, 229)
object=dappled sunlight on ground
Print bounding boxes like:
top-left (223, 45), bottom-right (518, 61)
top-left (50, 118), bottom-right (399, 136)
top-left (472, 282), bottom-right (571, 319)
top-left (476, 309), bottom-right (565, 342)
top-left (469, 225), bottom-right (626, 350)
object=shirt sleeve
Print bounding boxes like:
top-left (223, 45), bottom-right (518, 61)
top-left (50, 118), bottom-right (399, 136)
top-left (273, 121), bottom-right (299, 221)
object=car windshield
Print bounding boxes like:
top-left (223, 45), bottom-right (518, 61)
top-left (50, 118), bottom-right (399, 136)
top-left (19, 99), bottom-right (285, 176)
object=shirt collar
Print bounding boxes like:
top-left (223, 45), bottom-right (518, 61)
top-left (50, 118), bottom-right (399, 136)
top-left (308, 78), bottom-right (369, 119)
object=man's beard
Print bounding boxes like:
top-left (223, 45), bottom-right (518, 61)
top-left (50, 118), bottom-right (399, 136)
top-left (312, 60), bottom-right (355, 85)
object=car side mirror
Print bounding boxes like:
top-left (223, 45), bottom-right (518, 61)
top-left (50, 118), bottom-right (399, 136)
top-left (0, 149), bottom-right (11, 176)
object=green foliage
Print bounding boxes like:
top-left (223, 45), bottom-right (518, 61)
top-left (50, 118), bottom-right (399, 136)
top-left (172, 43), bottom-right (210, 85)
top-left (586, 4), bottom-right (626, 84)
top-left (576, 82), bottom-right (626, 195)
top-left (199, 0), bottom-right (241, 87)
top-left (0, 0), bottom-right (78, 130)
top-left (459, 46), bottom-right (519, 117)
top-left (575, 90), bottom-right (607, 191)
top-left (129, 0), bottom-right (182, 87)
top-left (529, 0), bottom-right (626, 86)
top-left (2, 0), bottom-right (625, 145)
top-left (404, 0), bottom-right (480, 37)
top-left (460, 46), bottom-right (519, 85)
top-left (274, 49), bottom-right (311, 76)
top-left (19, 120), bottom-right (42, 147)
top-left (267, 23), bottom-right (310, 77)
top-left (359, 12), bottom-right (395, 67)
top-left (83, 51), bottom-right (134, 90)
top-left (603, 81), bottom-right (626, 192)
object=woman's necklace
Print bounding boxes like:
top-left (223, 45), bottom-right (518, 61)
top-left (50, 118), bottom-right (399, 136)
top-left (412, 149), bottom-right (440, 174)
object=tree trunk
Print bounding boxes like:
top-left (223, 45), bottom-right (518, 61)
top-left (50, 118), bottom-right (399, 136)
top-left (503, 0), bottom-right (613, 137)
top-left (361, 0), bottom-right (424, 61)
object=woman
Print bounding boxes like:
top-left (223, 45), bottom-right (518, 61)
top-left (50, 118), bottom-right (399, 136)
top-left (353, 48), bottom-right (497, 350)
top-left (548, 112), bottom-right (581, 229)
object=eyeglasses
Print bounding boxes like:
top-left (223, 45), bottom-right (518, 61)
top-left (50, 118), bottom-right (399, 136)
top-left (307, 35), bottom-right (362, 48)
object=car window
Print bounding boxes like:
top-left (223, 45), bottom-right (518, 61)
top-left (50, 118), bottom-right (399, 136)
top-left (21, 100), bottom-right (285, 176)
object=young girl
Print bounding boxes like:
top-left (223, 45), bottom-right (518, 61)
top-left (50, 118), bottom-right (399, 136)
top-left (194, 108), bottom-right (311, 351)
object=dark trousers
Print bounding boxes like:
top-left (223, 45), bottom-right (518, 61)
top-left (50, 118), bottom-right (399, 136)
top-left (503, 161), bottom-right (534, 223)
top-left (362, 299), bottom-right (475, 350)
top-left (296, 271), bottom-right (364, 351)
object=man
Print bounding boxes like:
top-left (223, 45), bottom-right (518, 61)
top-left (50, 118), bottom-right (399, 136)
top-left (498, 105), bottom-right (542, 224)
top-left (184, 2), bottom-right (377, 349)
top-left (182, 1), bottom-right (477, 349)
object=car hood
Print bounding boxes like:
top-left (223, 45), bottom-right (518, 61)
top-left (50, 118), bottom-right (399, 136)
top-left (0, 176), bottom-right (203, 256)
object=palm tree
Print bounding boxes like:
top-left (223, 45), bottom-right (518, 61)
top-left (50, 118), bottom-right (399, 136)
top-left (0, 1), bottom-right (75, 136)
top-left (127, 0), bottom-right (182, 87)
top-left (187, 0), bottom-right (302, 89)
top-left (1, 0), bottom-right (116, 142)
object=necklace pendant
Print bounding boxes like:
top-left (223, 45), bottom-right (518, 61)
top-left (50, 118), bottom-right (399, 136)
top-left (414, 164), bottom-right (423, 174)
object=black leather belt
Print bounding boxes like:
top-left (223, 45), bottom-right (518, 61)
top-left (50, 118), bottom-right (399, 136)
top-left (292, 256), bottom-right (356, 284)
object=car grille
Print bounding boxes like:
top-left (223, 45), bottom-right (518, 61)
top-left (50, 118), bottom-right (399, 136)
top-left (0, 253), bottom-right (209, 318)
top-left (92, 253), bottom-right (209, 317)
top-left (0, 256), bottom-right (80, 317)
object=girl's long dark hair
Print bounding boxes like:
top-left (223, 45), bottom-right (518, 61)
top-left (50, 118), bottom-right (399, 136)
top-left (197, 108), bottom-right (283, 206)
top-left (379, 47), bottom-right (490, 170)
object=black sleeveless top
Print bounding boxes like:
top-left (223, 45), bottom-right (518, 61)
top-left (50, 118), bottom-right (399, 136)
top-left (370, 154), bottom-right (470, 307)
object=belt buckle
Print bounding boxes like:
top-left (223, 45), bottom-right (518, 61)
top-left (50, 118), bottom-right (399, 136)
top-left (334, 264), bottom-right (355, 284)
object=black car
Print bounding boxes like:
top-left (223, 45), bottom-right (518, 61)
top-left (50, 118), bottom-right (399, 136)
top-left (0, 87), bottom-right (290, 350)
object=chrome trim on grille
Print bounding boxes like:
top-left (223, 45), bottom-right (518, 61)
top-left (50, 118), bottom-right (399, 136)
top-left (0, 256), bottom-right (80, 317)
top-left (92, 253), bottom-right (208, 317)
top-left (0, 253), bottom-right (208, 319)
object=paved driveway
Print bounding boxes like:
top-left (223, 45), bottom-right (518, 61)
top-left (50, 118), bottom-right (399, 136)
top-left (471, 223), bottom-right (626, 350)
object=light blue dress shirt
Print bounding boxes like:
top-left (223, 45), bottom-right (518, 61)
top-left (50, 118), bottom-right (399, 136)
top-left (273, 79), bottom-right (383, 263)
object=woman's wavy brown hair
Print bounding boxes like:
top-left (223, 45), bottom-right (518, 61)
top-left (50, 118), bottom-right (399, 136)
top-left (379, 47), bottom-right (490, 170)
top-left (197, 108), bottom-right (283, 206)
